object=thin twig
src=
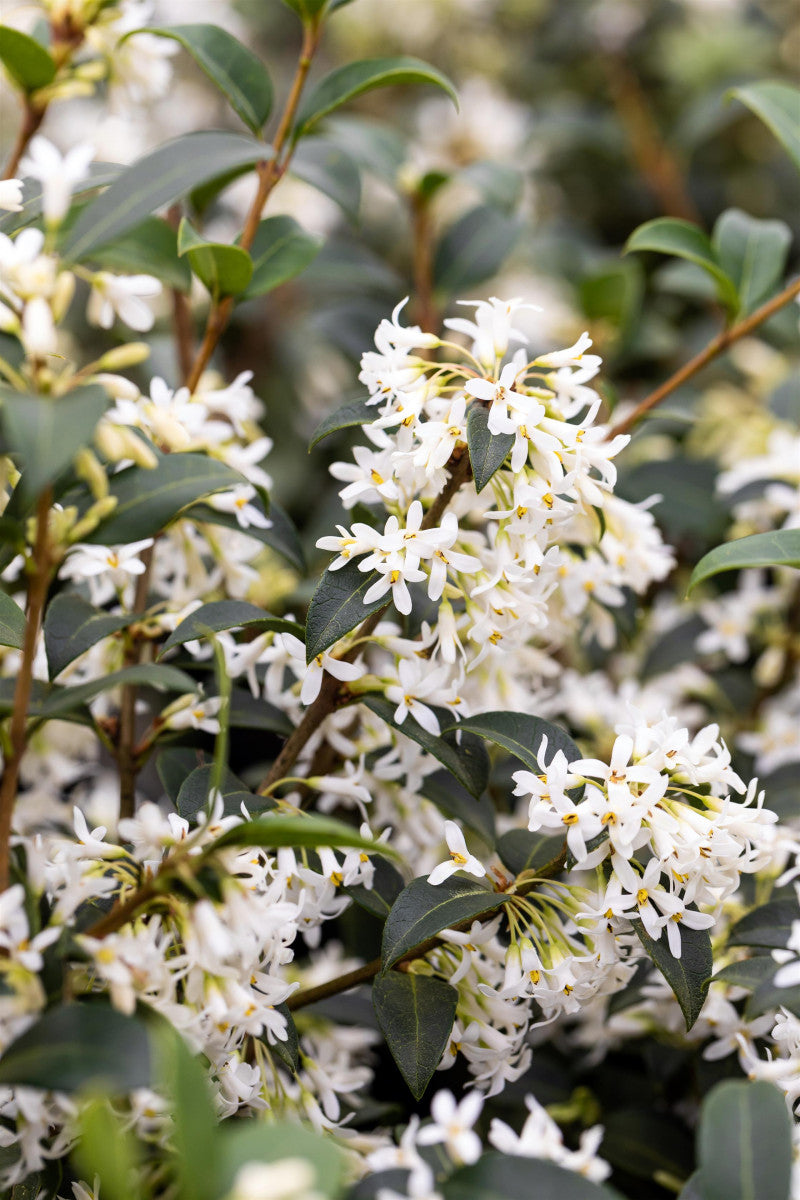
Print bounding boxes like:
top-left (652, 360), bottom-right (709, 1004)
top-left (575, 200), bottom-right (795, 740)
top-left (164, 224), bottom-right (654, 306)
top-left (116, 544), bottom-right (155, 821)
top-left (610, 275), bottom-right (800, 438)
top-left (2, 101), bottom-right (45, 180)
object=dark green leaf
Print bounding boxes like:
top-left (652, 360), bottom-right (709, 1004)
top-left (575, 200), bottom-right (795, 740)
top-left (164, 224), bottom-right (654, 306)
top-left (176, 764), bottom-right (255, 821)
top-left (372, 972), bottom-right (457, 1099)
top-left (433, 205), bottom-right (521, 294)
top-left (63, 131), bottom-right (270, 261)
top-left (229, 687), bottom-right (293, 736)
top-left (712, 209), bottom-right (792, 316)
top-left (420, 769), bottom-right (495, 845)
top-left (746, 972), bottom-right (800, 1020)
top-left (363, 695), bottom-right (490, 800)
top-left (295, 57), bottom-right (457, 140)
top-left (0, 1003), bottom-right (152, 1092)
top-left (44, 592), bottom-right (132, 679)
top-left (443, 1153), bottom-right (624, 1199)
top-left (73, 1097), bottom-right (143, 1200)
top-left (86, 216), bottom-right (192, 292)
top-left (697, 1079), bottom-right (793, 1200)
top-left (600, 1108), bottom-right (693, 1182)
top-left (159, 600), bottom-right (302, 658)
top-left (443, 711), bottom-right (582, 777)
top-left (189, 498), bottom-right (305, 571)
top-left (688, 530), bottom-right (800, 593)
top-left (0, 26), bottom-right (56, 92)
top-left (87, 453), bottom-right (248, 544)
top-left (151, 1023), bottom-right (218, 1200)
top-left (178, 217), bottom-right (253, 298)
top-left (729, 900), bottom-right (797, 949)
top-left (37, 663), bottom-right (196, 720)
top-left (210, 813), bottom-right (395, 856)
top-left (466, 403), bottom-right (513, 493)
top-left (291, 137), bottom-right (362, 217)
top-left (729, 81), bottom-right (800, 174)
top-left (242, 215), bottom-right (322, 299)
top-left (346, 856), bottom-right (406, 919)
top-left (157, 747), bottom-right (203, 804)
top-left (625, 218), bottom-right (738, 312)
top-left (633, 918), bottom-right (712, 1031)
top-left (0, 591), bottom-right (25, 651)
top-left (712, 956), bottom-right (775, 990)
top-left (496, 830), bottom-right (563, 877)
top-left (1, 384), bottom-right (108, 505)
top-left (309, 397), bottom-right (376, 449)
top-left (381, 876), bottom-right (506, 971)
top-left (128, 24), bottom-right (273, 133)
top-left (305, 558), bottom-right (387, 661)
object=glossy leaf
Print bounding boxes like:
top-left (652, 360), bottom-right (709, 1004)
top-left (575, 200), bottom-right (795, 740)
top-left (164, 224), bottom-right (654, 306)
top-left (633, 918), bottom-right (712, 1031)
top-left (730, 81), bottom-right (800, 174)
top-left (419, 769), bottom-right (496, 845)
top-left (0, 163), bottom-right (122, 237)
top-left (176, 764), bottom-right (256, 821)
top-left (129, 24), bottom-right (273, 133)
top-left (305, 558), bottom-right (387, 662)
top-left (290, 137), bottom-right (362, 217)
top-left (625, 218), bottom-right (738, 312)
top-left (229, 687), bottom-right (293, 736)
top-left (696, 1079), bottom-right (793, 1200)
top-left (159, 600), bottom-right (302, 658)
top-left (712, 956), bottom-right (775, 990)
top-left (712, 208), bottom-right (791, 316)
top-left (87, 216), bottom-right (192, 292)
top-left (86, 453), bottom-right (248, 545)
top-left (466, 403), bottom-right (513, 493)
top-left (0, 591), bottom-right (25, 651)
top-left (309, 397), bottom-right (376, 449)
top-left (1, 384), bottom-right (108, 505)
top-left (0, 1003), bottom-right (153, 1092)
top-left (243, 215), bottom-right (322, 299)
top-left (188, 498), bottom-right (305, 572)
top-left (37, 663), bottom-right (196, 720)
top-left (433, 205), bottom-right (521, 294)
top-left (443, 711), bottom-right (582, 777)
top-left (443, 1153), bottom-right (624, 1199)
top-left (178, 217), bottom-right (253, 298)
top-left (44, 592), bottom-right (132, 680)
top-left (381, 876), bottom-right (507, 971)
top-left (729, 899), bottom-right (797, 948)
top-left (346, 856), bottom-right (406, 919)
top-left (496, 830), bottom-right (563, 877)
top-left (688, 530), bottom-right (800, 593)
top-left (372, 972), bottom-right (457, 1099)
top-left (294, 56), bottom-right (457, 140)
top-left (363, 695), bottom-right (490, 800)
top-left (0, 25), bottom-right (56, 92)
top-left (63, 131), bottom-right (269, 261)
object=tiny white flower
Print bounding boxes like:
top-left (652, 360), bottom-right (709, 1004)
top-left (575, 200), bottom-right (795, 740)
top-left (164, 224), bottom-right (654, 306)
top-left (428, 821), bottom-right (486, 886)
top-left (0, 179), bottom-right (23, 212)
top-left (20, 136), bottom-right (94, 226)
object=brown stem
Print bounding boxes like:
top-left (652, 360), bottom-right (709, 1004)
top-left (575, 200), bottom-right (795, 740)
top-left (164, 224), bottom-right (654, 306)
top-left (610, 275), bottom-right (800, 439)
top-left (0, 490), bottom-right (53, 890)
top-left (411, 195), bottom-right (437, 334)
top-left (3, 101), bottom-right (45, 180)
top-left (116, 544), bottom-right (155, 821)
top-left (183, 23), bottom-right (321, 393)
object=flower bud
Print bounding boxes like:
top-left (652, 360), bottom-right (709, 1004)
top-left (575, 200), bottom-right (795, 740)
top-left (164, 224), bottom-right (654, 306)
top-left (94, 421), bottom-right (158, 468)
top-left (95, 343), bottom-right (151, 371)
top-left (50, 271), bottom-right (75, 323)
top-left (68, 494), bottom-right (117, 542)
top-left (74, 447), bottom-right (109, 499)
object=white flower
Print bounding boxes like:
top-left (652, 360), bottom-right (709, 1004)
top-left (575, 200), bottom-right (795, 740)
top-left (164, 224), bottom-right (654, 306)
top-left (162, 694), bottom-right (223, 734)
top-left (226, 1157), bottom-right (324, 1200)
top-left (0, 179), bottom-right (23, 213)
top-left (20, 136), bottom-right (94, 226)
top-left (86, 272), bottom-right (161, 331)
top-left (416, 1089), bottom-right (484, 1164)
top-left (59, 539), bottom-right (154, 604)
top-left (444, 296), bottom-right (539, 366)
top-left (207, 485), bottom-right (271, 530)
top-left (428, 821), bottom-right (486, 886)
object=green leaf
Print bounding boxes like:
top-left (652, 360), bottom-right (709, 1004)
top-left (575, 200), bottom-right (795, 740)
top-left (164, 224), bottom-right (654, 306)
top-left (86, 216), bottom-right (192, 292)
top-left (0, 163), bottom-right (122, 237)
top-left (712, 209), bottom-right (792, 316)
top-left (363, 695), bottom-right (490, 800)
top-left (697, 1079), bottom-right (793, 1200)
top-left (372, 972), bottom-right (457, 1099)
top-left (209, 813), bottom-right (395, 856)
top-left (0, 25), bottom-right (56, 92)
top-left (746, 972), bottom-right (800, 1021)
top-left (0, 591), bottom-right (25, 651)
top-left (295, 56), bottom-right (457, 140)
top-left (433, 205), bottom-right (521, 294)
top-left (309, 397), bottom-right (376, 450)
top-left (305, 558), bottom-right (388, 662)
top-left (0, 1003), bottom-right (153, 1092)
top-left (189, 497), bottom-right (305, 572)
top-left (290, 137), bottom-right (362, 217)
top-left (443, 711), bottom-right (582, 777)
top-left (176, 764), bottom-right (256, 821)
top-left (729, 81), bottom-right (800, 174)
top-left (178, 217), bottom-right (253, 298)
top-left (127, 24), bottom-right (273, 133)
top-left (712, 956), bottom-right (775, 990)
top-left (44, 592), bottom-right (132, 679)
top-left (443, 1153), bottom-right (624, 1199)
top-left (1, 384), bottom-right (108, 505)
top-left (86, 453), bottom-right (248, 544)
top-left (496, 830), bottom-right (563, 877)
top-left (229, 687), bottom-right (293, 736)
top-left (419, 769), bottom-right (495, 845)
top-left (216, 1124), bottom-right (344, 1200)
top-left (632, 918), bottom-right (712, 1031)
top-left (73, 1097), bottom-right (144, 1200)
top-left (36, 663), bottom-right (196, 720)
top-left (688, 530), bottom-right (800, 593)
top-left (242, 215), bottom-right (322, 299)
top-left (159, 600), bottom-right (303, 658)
top-left (63, 131), bottom-right (270, 261)
top-left (600, 1108), bottom-right (693, 1183)
top-left (625, 218), bottom-right (739, 313)
top-left (729, 899), bottom-right (797, 948)
top-left (346, 856), bottom-right (406, 919)
top-left (151, 1023), bottom-right (218, 1200)
top-left (381, 876), bottom-right (507, 971)
top-left (466, 403), bottom-right (513, 493)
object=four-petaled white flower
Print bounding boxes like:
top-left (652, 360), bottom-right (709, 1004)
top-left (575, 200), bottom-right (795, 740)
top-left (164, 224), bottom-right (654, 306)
top-left (428, 820), bottom-right (486, 886)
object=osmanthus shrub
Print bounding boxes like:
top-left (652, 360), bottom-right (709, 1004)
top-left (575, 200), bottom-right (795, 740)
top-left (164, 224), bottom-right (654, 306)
top-left (0, 1), bottom-right (798, 1198)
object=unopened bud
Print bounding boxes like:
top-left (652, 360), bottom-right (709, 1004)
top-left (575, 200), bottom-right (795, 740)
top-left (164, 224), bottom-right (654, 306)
top-left (95, 343), bottom-right (151, 371)
top-left (74, 447), bottom-right (108, 499)
top-left (93, 373), bottom-right (140, 402)
top-left (68, 494), bottom-right (117, 542)
top-left (73, 59), bottom-right (107, 82)
top-left (94, 420), bottom-right (157, 468)
top-left (51, 271), bottom-right (75, 323)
